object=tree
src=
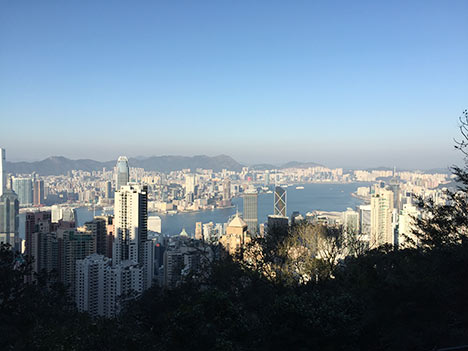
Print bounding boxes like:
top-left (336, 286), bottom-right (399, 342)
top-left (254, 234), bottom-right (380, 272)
top-left (414, 110), bottom-right (468, 249)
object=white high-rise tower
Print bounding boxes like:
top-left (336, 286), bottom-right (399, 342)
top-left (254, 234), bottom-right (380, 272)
top-left (113, 184), bottom-right (148, 265)
top-left (370, 187), bottom-right (394, 247)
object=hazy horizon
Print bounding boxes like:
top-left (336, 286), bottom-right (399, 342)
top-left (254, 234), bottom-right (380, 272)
top-left (1, 1), bottom-right (467, 169)
top-left (3, 151), bottom-right (458, 171)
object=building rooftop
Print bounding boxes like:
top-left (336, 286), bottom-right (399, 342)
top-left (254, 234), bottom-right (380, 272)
top-left (228, 214), bottom-right (247, 228)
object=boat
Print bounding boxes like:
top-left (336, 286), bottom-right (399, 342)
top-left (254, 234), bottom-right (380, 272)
top-left (296, 186), bottom-right (304, 190)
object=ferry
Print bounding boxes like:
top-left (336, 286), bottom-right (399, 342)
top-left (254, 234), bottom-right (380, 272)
top-left (296, 186), bottom-right (305, 190)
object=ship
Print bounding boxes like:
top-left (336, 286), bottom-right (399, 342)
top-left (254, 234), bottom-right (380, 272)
top-left (296, 186), bottom-right (305, 190)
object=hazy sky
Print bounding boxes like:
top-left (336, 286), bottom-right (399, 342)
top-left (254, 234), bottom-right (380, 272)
top-left (1, 1), bottom-right (467, 169)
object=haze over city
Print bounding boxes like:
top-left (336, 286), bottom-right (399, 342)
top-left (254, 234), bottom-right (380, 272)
top-left (1, 1), bottom-right (467, 168)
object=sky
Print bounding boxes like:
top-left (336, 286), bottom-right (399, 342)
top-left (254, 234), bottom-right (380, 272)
top-left (0, 0), bottom-right (467, 169)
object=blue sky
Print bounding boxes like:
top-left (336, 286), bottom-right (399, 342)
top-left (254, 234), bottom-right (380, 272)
top-left (0, 0), bottom-right (467, 169)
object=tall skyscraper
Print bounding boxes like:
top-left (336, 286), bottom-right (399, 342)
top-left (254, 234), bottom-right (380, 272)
top-left (105, 181), bottom-right (112, 199)
top-left (113, 184), bottom-right (148, 266)
top-left (370, 188), bottom-right (394, 247)
top-left (25, 211), bottom-right (52, 258)
top-left (33, 179), bottom-right (45, 206)
top-left (116, 156), bottom-right (129, 190)
top-left (57, 227), bottom-right (96, 295)
top-left (25, 211), bottom-right (54, 276)
top-left (12, 177), bottom-right (33, 206)
top-left (114, 184), bottom-right (153, 290)
top-left (223, 178), bottom-right (231, 201)
top-left (243, 190), bottom-right (258, 235)
top-left (264, 170), bottom-right (270, 186)
top-left (84, 218), bottom-right (107, 256)
top-left (0, 148), bottom-right (5, 197)
top-left (274, 186), bottom-right (287, 217)
top-left (0, 189), bottom-right (19, 249)
top-left (388, 175), bottom-right (401, 212)
top-left (185, 174), bottom-right (196, 194)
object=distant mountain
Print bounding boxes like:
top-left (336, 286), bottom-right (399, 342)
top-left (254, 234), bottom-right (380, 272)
top-left (281, 161), bottom-right (324, 169)
top-left (6, 154), bottom-right (244, 176)
top-left (130, 155), bottom-right (243, 173)
top-left (250, 163), bottom-right (279, 171)
top-left (6, 156), bottom-right (110, 176)
top-left (424, 167), bottom-right (452, 174)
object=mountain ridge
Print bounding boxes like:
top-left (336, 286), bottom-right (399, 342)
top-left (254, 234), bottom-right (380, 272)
top-left (5, 155), bottom-right (327, 176)
top-left (6, 154), bottom-right (244, 175)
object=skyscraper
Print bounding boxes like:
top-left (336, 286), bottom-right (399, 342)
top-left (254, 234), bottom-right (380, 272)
top-left (370, 188), bottom-right (394, 247)
top-left (113, 184), bottom-right (148, 266)
top-left (0, 148), bottom-right (5, 197)
top-left (0, 189), bottom-right (19, 249)
top-left (57, 227), bottom-right (96, 295)
top-left (33, 179), bottom-right (45, 206)
top-left (114, 184), bottom-right (154, 290)
top-left (223, 178), bottom-right (231, 201)
top-left (243, 190), bottom-right (258, 235)
top-left (84, 218), bottom-right (107, 256)
top-left (185, 174), bottom-right (196, 194)
top-left (274, 186), bottom-right (287, 217)
top-left (105, 181), bottom-right (112, 199)
top-left (264, 170), bottom-right (270, 186)
top-left (115, 156), bottom-right (129, 190)
top-left (12, 177), bottom-right (33, 206)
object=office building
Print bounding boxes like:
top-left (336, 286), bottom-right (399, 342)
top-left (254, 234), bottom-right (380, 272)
top-left (114, 184), bottom-right (153, 289)
top-left (105, 181), bottom-right (112, 199)
top-left (185, 174), bottom-right (196, 194)
top-left (264, 170), bottom-right (270, 186)
top-left (13, 177), bottom-right (33, 206)
top-left (219, 214), bottom-right (249, 256)
top-left (0, 189), bottom-right (19, 249)
top-left (115, 156), bottom-right (129, 190)
top-left (114, 184), bottom-right (148, 265)
top-left (84, 218), bottom-right (108, 256)
top-left (33, 179), bottom-right (45, 206)
top-left (267, 215), bottom-right (289, 234)
top-left (243, 190), bottom-right (258, 235)
top-left (370, 188), bottom-right (394, 247)
top-left (222, 178), bottom-right (231, 202)
top-left (274, 186), bottom-right (287, 217)
top-left (57, 228), bottom-right (96, 295)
